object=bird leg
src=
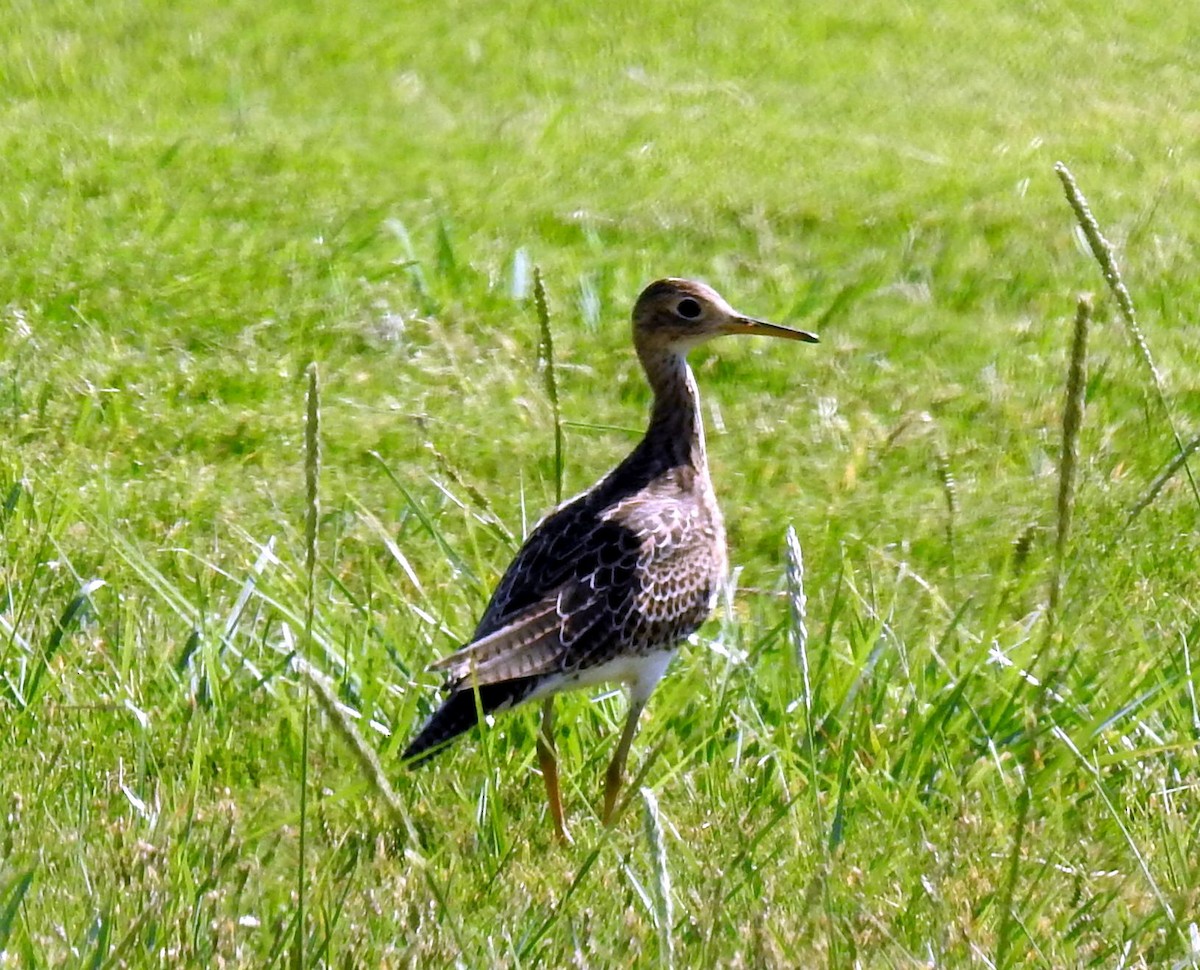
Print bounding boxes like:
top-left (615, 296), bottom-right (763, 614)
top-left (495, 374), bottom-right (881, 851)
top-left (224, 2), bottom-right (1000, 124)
top-left (602, 694), bottom-right (650, 825)
top-left (537, 697), bottom-right (571, 843)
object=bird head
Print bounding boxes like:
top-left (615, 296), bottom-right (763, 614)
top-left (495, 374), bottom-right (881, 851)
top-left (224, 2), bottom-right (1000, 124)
top-left (631, 278), bottom-right (819, 353)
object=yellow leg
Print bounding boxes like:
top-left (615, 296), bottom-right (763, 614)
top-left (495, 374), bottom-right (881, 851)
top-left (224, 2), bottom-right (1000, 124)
top-left (602, 695), bottom-right (649, 825)
top-left (537, 697), bottom-right (571, 843)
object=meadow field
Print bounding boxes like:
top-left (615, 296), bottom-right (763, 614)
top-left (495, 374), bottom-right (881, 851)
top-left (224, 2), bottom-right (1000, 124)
top-left (3, 0), bottom-right (1200, 965)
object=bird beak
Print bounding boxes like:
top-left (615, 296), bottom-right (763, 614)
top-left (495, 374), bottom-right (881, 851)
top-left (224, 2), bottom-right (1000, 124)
top-left (721, 315), bottom-right (820, 344)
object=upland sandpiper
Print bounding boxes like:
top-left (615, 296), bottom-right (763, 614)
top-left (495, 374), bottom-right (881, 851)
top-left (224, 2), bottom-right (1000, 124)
top-left (402, 278), bottom-right (818, 839)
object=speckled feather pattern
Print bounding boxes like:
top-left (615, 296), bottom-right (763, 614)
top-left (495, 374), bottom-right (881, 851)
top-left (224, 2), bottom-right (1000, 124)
top-left (402, 458), bottom-right (725, 761)
top-left (402, 280), bottom-right (764, 764)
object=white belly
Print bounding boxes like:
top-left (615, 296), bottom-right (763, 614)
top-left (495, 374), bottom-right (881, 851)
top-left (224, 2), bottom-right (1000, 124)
top-left (529, 649), bottom-right (676, 706)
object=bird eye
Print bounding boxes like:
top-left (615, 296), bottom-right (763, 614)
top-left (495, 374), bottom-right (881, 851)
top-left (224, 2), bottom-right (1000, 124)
top-left (676, 298), bottom-right (702, 319)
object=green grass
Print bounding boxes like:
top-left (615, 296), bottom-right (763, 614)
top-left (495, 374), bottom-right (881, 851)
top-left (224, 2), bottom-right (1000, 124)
top-left (4, 0), bottom-right (1200, 965)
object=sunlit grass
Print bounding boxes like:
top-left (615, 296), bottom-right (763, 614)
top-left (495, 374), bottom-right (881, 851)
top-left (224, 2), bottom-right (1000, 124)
top-left (3, 0), bottom-right (1200, 965)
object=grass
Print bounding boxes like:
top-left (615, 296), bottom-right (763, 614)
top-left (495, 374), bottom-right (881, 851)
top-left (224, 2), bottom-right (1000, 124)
top-left (3, 0), bottom-right (1200, 965)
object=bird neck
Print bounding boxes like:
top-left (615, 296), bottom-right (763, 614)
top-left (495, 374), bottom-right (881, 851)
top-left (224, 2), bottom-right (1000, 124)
top-left (637, 345), bottom-right (707, 472)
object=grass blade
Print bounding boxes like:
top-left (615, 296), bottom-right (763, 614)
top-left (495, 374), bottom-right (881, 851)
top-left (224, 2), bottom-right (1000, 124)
top-left (293, 655), bottom-right (419, 842)
top-left (1050, 725), bottom-right (1182, 945)
top-left (933, 444), bottom-right (958, 599)
top-left (1054, 161), bottom-right (1200, 515)
top-left (995, 782), bottom-right (1031, 969)
top-left (1047, 295), bottom-right (1091, 629)
top-left (641, 787), bottom-right (675, 969)
top-left (533, 266), bottom-right (565, 505)
top-left (785, 526), bottom-right (826, 847)
top-left (293, 361), bottom-right (321, 970)
top-left (0, 868), bottom-right (35, 953)
top-left (1127, 430), bottom-right (1200, 525)
top-left (22, 578), bottom-right (105, 710)
top-left (369, 450), bottom-right (480, 587)
top-left (423, 440), bottom-right (517, 547)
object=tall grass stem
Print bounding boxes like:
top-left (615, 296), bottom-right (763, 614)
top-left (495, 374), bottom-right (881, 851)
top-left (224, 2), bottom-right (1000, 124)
top-left (294, 362), bottom-right (321, 969)
top-left (641, 787), bottom-right (675, 969)
top-left (1054, 162), bottom-right (1200, 514)
top-left (995, 783), bottom-right (1031, 969)
top-left (1048, 296), bottom-right (1091, 628)
top-left (1127, 430), bottom-right (1200, 525)
top-left (533, 267), bottom-right (565, 505)
top-left (934, 446), bottom-right (958, 599)
top-left (294, 657), bottom-right (417, 840)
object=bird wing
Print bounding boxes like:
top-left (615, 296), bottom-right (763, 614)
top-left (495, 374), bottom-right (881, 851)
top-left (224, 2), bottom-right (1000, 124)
top-left (471, 493), bottom-right (636, 637)
top-left (405, 578), bottom-right (624, 765)
top-left (405, 473), bottom-right (721, 765)
top-left (429, 595), bottom-right (573, 686)
top-left (429, 501), bottom-right (645, 688)
top-left (429, 584), bottom-right (610, 688)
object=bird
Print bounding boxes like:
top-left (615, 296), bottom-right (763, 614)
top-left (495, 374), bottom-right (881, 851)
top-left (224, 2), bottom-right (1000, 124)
top-left (402, 277), bottom-right (818, 840)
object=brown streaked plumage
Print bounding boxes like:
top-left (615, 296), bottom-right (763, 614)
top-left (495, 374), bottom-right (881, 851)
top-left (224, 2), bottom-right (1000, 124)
top-left (402, 278), bottom-right (818, 839)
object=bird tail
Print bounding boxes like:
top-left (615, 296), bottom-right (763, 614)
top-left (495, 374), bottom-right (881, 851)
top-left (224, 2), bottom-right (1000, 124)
top-left (401, 679), bottom-right (539, 766)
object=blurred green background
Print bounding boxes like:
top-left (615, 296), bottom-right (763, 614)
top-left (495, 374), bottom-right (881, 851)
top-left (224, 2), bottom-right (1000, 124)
top-left (3, 0), bottom-right (1199, 965)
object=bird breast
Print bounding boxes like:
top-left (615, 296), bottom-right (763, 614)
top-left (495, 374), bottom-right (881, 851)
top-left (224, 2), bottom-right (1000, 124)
top-left (601, 468), bottom-right (727, 645)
